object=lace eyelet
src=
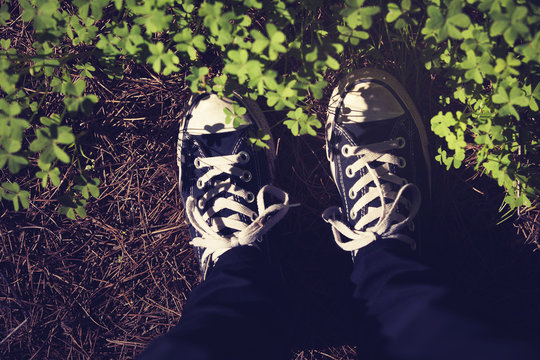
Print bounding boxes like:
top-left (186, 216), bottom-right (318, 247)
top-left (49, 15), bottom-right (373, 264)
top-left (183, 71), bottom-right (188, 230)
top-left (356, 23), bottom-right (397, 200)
top-left (346, 166), bottom-right (354, 178)
top-left (341, 145), bottom-right (350, 156)
top-left (196, 179), bottom-right (204, 189)
top-left (396, 137), bottom-right (406, 149)
top-left (349, 189), bottom-right (357, 200)
top-left (408, 221), bottom-right (415, 231)
top-left (350, 210), bottom-right (357, 220)
top-left (251, 212), bottom-right (258, 221)
top-left (246, 191), bottom-right (255, 203)
top-left (198, 199), bottom-right (205, 209)
top-left (194, 158), bottom-right (202, 168)
top-left (398, 157), bottom-right (407, 168)
top-left (238, 151), bottom-right (250, 164)
top-left (240, 170), bottom-right (252, 182)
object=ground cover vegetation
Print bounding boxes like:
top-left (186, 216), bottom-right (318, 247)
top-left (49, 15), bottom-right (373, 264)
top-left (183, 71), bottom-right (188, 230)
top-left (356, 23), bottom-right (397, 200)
top-left (1, 0), bottom-right (539, 359)
top-left (0, 0), bottom-right (538, 219)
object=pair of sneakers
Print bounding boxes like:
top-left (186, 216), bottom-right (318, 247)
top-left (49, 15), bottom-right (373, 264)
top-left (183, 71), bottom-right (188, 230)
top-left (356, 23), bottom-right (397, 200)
top-left (178, 68), bottom-right (431, 277)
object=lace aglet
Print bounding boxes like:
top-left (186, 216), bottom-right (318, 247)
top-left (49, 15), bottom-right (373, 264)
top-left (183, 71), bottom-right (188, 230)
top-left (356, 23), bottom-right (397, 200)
top-left (289, 203), bottom-right (301, 208)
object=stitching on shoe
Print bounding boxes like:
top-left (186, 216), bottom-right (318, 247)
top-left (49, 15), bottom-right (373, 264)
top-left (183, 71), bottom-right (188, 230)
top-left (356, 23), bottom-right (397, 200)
top-left (335, 126), bottom-right (353, 217)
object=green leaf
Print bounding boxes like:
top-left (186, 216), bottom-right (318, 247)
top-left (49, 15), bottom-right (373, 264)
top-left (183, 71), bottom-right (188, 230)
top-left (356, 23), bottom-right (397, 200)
top-left (490, 20), bottom-right (509, 36)
top-left (36, 164), bottom-right (61, 187)
top-left (8, 154), bottom-right (28, 173)
top-left (512, 6), bottom-right (527, 22)
top-left (0, 3), bottom-right (10, 25)
top-left (401, 0), bottom-right (411, 11)
top-left (532, 83), bottom-right (540, 101)
top-left (309, 80), bottom-right (327, 100)
top-left (29, 136), bottom-right (50, 153)
top-left (305, 46), bottom-right (318, 62)
top-left (2, 181), bottom-right (19, 194)
top-left (283, 119), bottom-right (299, 136)
top-left (250, 30), bottom-right (269, 54)
top-left (0, 38), bottom-right (10, 50)
top-left (448, 13), bottom-right (470, 28)
top-left (135, 6), bottom-right (173, 34)
top-left (386, 3), bottom-right (402, 23)
top-left (53, 144), bottom-right (70, 163)
top-left (248, 129), bottom-right (270, 149)
top-left (192, 35), bottom-right (206, 52)
top-left (284, 108), bottom-right (321, 137)
top-left (3, 137), bottom-right (21, 153)
top-left (57, 127), bottom-right (75, 144)
top-left (186, 66), bottom-right (209, 93)
top-left (75, 205), bottom-right (87, 218)
top-left (266, 23), bottom-right (286, 60)
top-left (19, 190), bottom-right (29, 209)
top-left (212, 74), bottom-right (228, 94)
top-left (492, 88), bottom-right (508, 104)
top-left (89, 178), bottom-right (100, 198)
top-left (325, 55), bottom-right (340, 70)
top-left (509, 87), bottom-right (528, 107)
top-left (147, 42), bottom-right (180, 75)
top-left (503, 27), bottom-right (518, 46)
top-left (1, 182), bottom-right (29, 211)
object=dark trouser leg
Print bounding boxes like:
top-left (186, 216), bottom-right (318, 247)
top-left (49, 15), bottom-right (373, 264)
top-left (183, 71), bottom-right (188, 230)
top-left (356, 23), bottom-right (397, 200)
top-left (351, 239), bottom-right (540, 360)
top-left (138, 246), bottom-right (286, 360)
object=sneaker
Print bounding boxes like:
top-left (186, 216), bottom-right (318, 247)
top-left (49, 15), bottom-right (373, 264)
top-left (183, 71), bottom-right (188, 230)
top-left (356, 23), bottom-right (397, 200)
top-left (178, 93), bottom-right (291, 278)
top-left (322, 68), bottom-right (431, 255)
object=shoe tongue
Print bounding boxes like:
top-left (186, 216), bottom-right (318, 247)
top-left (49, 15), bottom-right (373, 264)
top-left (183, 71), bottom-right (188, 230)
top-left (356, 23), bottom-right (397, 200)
top-left (342, 116), bottom-right (401, 146)
top-left (195, 126), bottom-right (251, 158)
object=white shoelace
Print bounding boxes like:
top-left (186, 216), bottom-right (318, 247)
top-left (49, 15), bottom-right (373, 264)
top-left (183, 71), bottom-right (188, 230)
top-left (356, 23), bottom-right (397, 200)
top-left (185, 152), bottom-right (291, 273)
top-left (323, 138), bottom-right (421, 252)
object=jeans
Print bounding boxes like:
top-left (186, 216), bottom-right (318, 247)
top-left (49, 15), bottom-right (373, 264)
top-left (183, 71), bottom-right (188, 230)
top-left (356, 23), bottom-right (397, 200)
top-left (138, 240), bottom-right (539, 360)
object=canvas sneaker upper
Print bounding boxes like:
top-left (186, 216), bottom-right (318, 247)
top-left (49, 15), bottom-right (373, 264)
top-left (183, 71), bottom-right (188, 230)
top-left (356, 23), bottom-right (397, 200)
top-left (178, 93), bottom-right (291, 277)
top-left (322, 69), bottom-right (431, 255)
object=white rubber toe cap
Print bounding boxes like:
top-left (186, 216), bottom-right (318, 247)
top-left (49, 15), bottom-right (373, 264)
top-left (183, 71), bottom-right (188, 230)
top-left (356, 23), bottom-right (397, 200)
top-left (187, 94), bottom-right (252, 135)
top-left (329, 81), bottom-right (405, 123)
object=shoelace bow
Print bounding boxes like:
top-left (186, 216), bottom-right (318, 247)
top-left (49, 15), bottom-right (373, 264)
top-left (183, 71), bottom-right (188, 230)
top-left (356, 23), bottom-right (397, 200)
top-left (185, 152), bottom-right (291, 269)
top-left (323, 138), bottom-right (421, 251)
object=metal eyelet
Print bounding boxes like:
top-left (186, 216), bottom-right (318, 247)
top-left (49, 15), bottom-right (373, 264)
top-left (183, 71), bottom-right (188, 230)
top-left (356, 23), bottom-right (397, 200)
top-left (198, 199), bottom-right (205, 209)
top-left (398, 157), bottom-right (407, 168)
top-left (196, 179), bottom-right (204, 189)
top-left (246, 191), bottom-right (255, 203)
top-left (350, 210), bottom-right (357, 220)
top-left (349, 189), bottom-right (357, 200)
top-left (408, 221), bottom-right (415, 231)
top-left (346, 166), bottom-right (354, 178)
top-left (341, 145), bottom-right (350, 156)
top-left (240, 170), bottom-right (252, 182)
top-left (238, 151), bottom-right (250, 164)
top-left (194, 158), bottom-right (202, 168)
top-left (396, 137), bottom-right (406, 149)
